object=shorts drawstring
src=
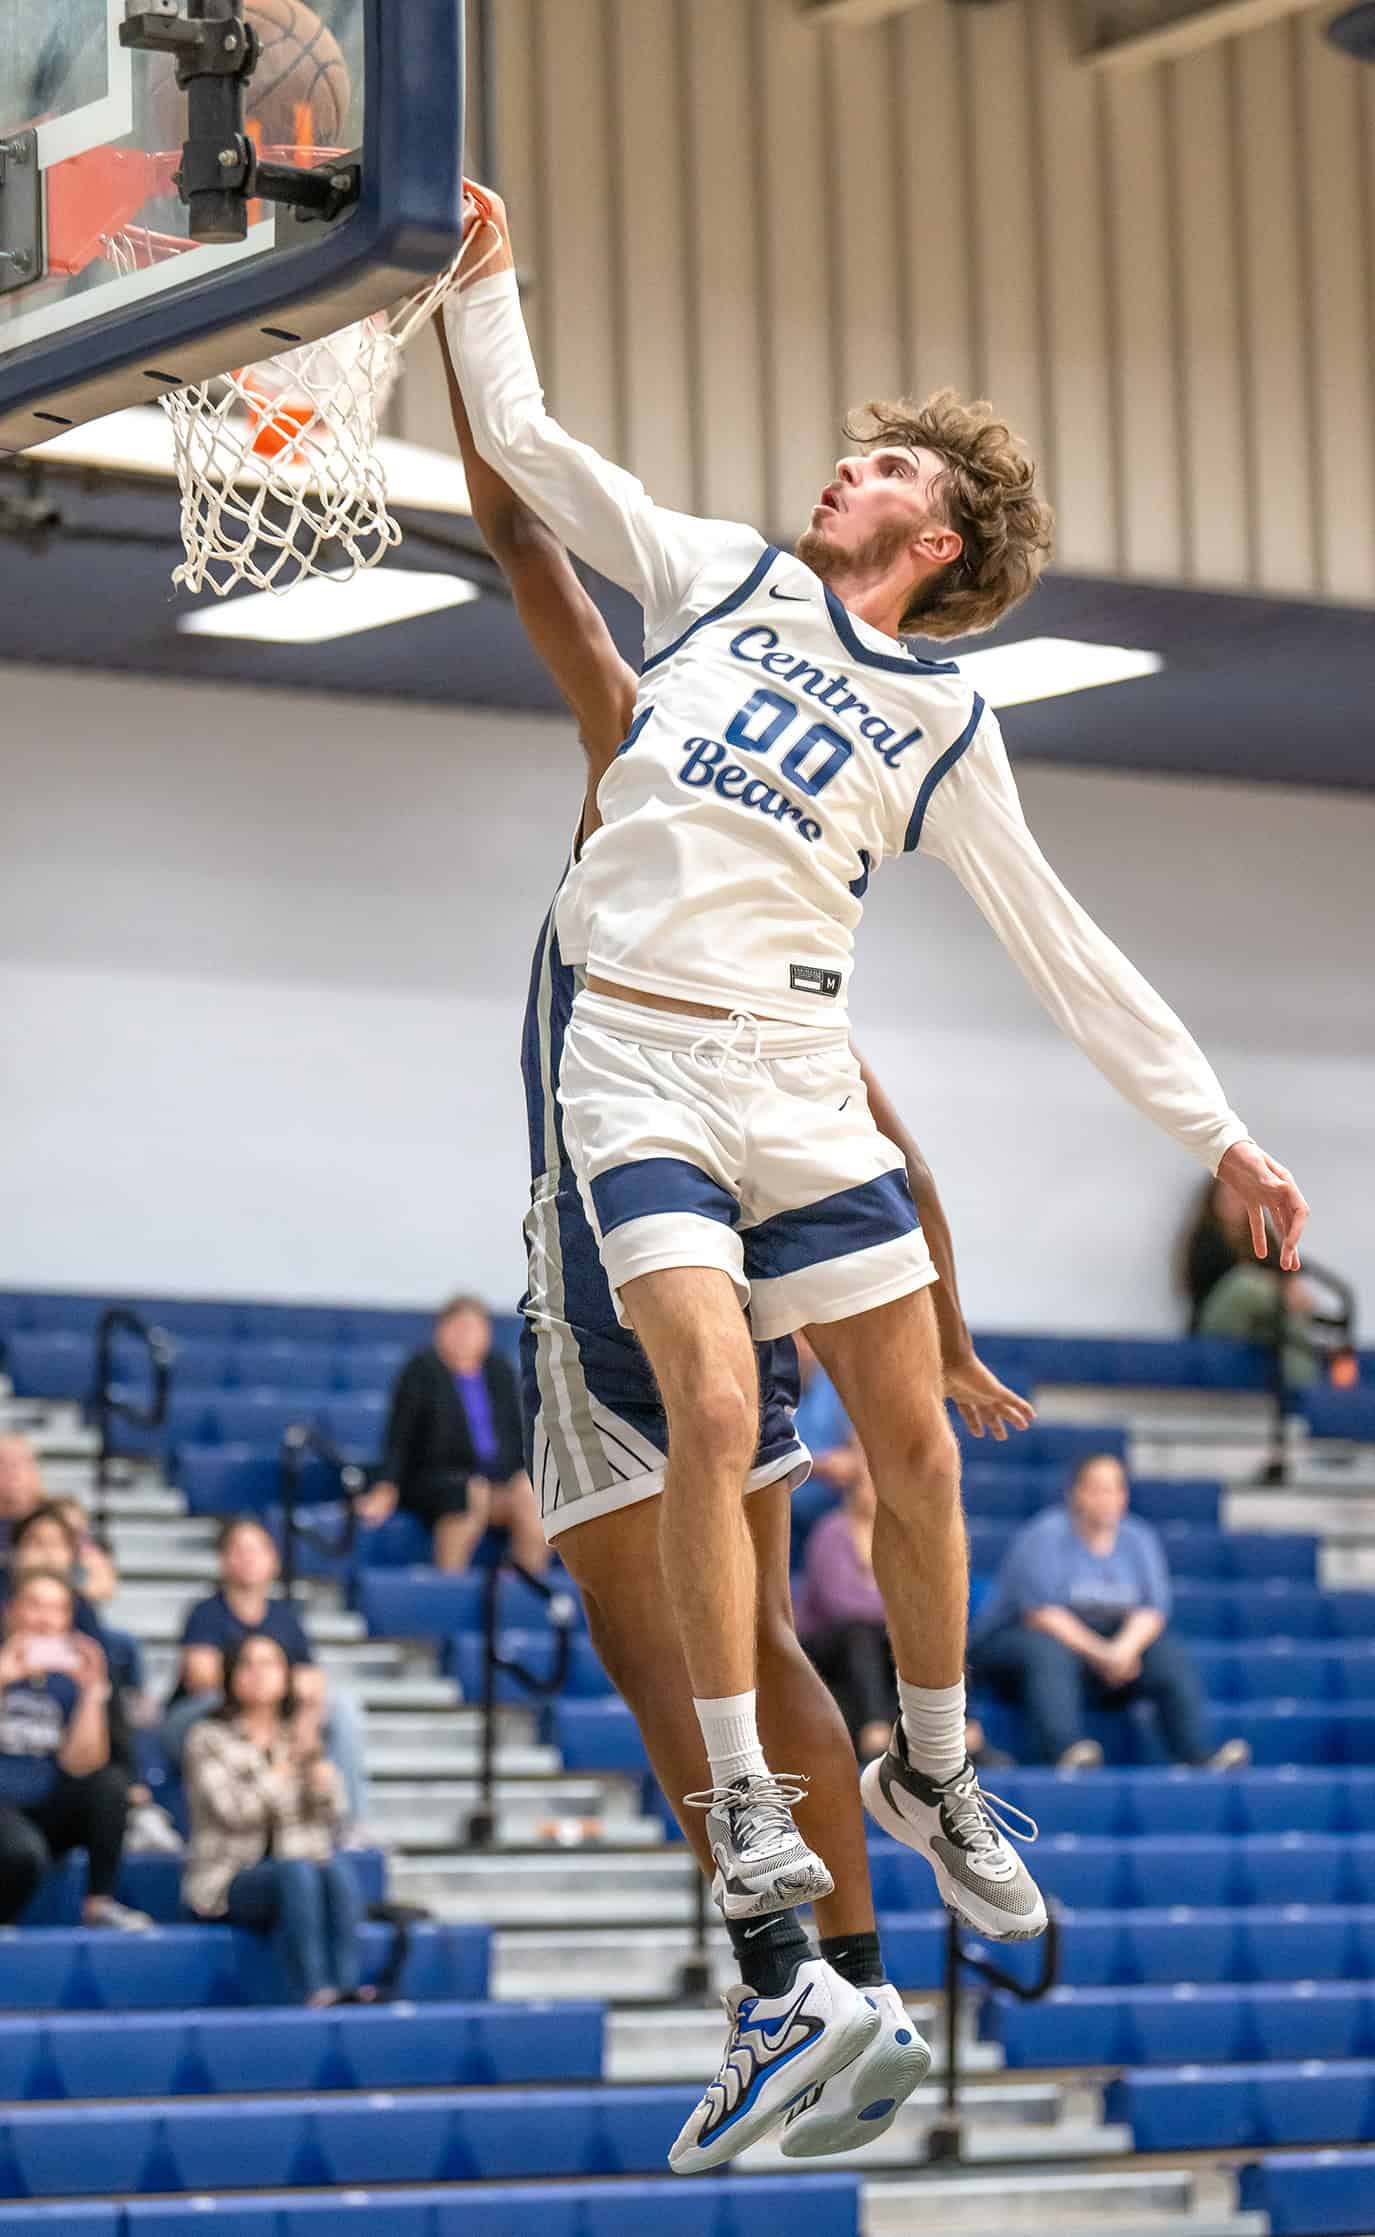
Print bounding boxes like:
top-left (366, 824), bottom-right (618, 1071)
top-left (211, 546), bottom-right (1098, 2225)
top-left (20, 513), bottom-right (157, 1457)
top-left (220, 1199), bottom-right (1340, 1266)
top-left (688, 1011), bottom-right (765, 1077)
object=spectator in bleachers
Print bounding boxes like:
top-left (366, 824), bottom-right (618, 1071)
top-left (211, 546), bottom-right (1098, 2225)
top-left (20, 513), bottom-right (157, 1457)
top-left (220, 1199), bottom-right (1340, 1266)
top-left (360, 1296), bottom-right (548, 1576)
top-left (970, 1453), bottom-right (1250, 1771)
top-left (163, 1518), bottom-right (369, 1830)
top-left (0, 1566), bottom-right (151, 1928)
top-left (5, 1505), bottom-right (182, 1856)
top-left (183, 1633), bottom-right (367, 2006)
top-left (0, 1433), bottom-right (43, 1561)
top-left (1179, 1177), bottom-right (1319, 1387)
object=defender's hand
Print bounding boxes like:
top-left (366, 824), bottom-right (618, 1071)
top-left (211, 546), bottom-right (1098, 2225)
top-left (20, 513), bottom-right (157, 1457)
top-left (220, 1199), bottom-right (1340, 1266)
top-left (945, 1353), bottom-right (1036, 1442)
top-left (1217, 1140), bottom-right (1309, 1270)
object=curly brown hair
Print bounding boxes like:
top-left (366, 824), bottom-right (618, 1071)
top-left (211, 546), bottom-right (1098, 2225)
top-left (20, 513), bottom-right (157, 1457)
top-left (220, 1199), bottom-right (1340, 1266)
top-left (844, 392), bottom-right (1054, 640)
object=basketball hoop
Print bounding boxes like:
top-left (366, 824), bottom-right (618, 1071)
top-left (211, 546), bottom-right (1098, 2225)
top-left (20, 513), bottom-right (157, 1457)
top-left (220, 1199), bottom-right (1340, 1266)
top-left (161, 184), bottom-right (504, 597)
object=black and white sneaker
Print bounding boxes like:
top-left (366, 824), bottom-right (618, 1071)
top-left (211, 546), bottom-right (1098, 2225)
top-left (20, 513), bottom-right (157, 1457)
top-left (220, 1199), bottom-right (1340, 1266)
top-left (861, 1727), bottom-right (1047, 1942)
top-left (668, 1957), bottom-right (881, 2174)
top-left (686, 1773), bottom-right (834, 1920)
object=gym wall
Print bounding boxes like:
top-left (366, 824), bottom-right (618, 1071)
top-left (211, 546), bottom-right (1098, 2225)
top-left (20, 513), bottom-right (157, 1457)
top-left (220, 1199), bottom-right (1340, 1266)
top-left (2, 660), bottom-right (1369, 1327)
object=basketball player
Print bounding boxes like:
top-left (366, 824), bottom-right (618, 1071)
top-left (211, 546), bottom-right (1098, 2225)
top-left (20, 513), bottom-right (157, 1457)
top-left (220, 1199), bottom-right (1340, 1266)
top-left (447, 191), bottom-right (1307, 1953)
top-left (437, 308), bottom-right (1033, 2170)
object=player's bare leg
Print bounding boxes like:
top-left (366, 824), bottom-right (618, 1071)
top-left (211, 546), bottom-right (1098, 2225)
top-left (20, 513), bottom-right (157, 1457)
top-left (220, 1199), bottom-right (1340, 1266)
top-left (809, 1292), bottom-right (1047, 1942)
top-left (618, 1265), bottom-right (833, 1919)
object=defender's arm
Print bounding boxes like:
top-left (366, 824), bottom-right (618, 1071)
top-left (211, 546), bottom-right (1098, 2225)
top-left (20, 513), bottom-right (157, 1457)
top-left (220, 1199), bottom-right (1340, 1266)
top-left (436, 315), bottom-right (636, 790)
top-left (858, 1052), bottom-right (1035, 1440)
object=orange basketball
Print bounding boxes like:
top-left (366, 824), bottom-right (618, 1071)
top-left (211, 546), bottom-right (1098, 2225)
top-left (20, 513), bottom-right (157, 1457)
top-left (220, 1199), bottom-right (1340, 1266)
top-left (146, 1), bottom-right (352, 156)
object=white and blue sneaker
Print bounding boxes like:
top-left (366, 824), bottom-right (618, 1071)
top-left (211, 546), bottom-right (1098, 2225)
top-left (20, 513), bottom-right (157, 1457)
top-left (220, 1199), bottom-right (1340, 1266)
top-left (780, 1981), bottom-right (932, 2157)
top-left (668, 1957), bottom-right (882, 2175)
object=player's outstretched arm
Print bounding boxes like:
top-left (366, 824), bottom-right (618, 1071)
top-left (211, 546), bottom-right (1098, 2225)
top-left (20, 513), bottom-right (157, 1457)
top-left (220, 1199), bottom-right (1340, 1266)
top-left (435, 312), bottom-right (636, 786)
top-left (445, 186), bottom-right (741, 632)
top-left (920, 718), bottom-right (1309, 1267)
top-left (858, 1051), bottom-right (1035, 1440)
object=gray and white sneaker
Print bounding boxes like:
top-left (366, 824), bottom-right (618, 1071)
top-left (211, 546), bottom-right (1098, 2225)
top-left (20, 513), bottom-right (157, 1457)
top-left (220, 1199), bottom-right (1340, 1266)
top-left (686, 1773), bottom-right (834, 1920)
top-left (861, 1726), bottom-right (1047, 1942)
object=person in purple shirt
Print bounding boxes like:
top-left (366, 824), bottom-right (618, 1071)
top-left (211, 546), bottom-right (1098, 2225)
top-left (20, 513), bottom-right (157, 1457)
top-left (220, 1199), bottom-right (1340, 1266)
top-left (361, 1297), bottom-right (547, 1575)
top-left (970, 1453), bottom-right (1249, 1770)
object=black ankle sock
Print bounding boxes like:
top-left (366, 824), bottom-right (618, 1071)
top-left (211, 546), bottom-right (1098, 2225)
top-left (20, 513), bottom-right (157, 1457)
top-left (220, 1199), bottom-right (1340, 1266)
top-left (819, 1930), bottom-right (885, 1991)
top-left (727, 1909), bottom-right (813, 2000)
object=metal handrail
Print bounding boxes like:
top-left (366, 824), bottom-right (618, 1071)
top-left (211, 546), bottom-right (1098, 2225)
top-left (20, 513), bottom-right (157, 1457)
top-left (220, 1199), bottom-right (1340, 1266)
top-left (277, 1421), bottom-right (368, 1599)
top-left (927, 1907), bottom-right (1062, 2162)
top-left (91, 1306), bottom-right (174, 1536)
top-left (467, 1556), bottom-right (577, 1848)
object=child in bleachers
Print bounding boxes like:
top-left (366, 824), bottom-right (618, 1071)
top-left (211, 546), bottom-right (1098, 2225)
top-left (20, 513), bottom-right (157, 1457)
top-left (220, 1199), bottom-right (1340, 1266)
top-left (0, 1567), bottom-right (151, 1928)
top-left (183, 1633), bottom-right (369, 2006)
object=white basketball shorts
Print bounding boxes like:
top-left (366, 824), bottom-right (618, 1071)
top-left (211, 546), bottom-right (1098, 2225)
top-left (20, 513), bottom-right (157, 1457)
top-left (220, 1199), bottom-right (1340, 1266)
top-left (557, 991), bottom-right (937, 1342)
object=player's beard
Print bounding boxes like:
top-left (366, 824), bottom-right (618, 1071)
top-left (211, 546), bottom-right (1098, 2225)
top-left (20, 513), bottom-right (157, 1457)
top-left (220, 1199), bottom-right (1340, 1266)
top-left (794, 514), bottom-right (918, 590)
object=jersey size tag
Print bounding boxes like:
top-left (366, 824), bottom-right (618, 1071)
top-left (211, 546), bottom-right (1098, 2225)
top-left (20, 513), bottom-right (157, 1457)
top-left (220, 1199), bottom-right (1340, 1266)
top-left (790, 964), bottom-right (842, 998)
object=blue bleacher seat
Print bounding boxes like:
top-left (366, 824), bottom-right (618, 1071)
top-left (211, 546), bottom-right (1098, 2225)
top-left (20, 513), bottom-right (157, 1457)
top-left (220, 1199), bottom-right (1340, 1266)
top-left (324, 1394), bottom-right (387, 1454)
top-left (551, 1699), bottom-right (649, 1774)
top-left (0, 1924), bottom-right (489, 2013)
top-left (1241, 2151), bottom-right (1375, 2236)
top-left (4, 1333), bottom-right (94, 1401)
top-left (448, 1631), bottom-right (607, 1708)
top-left (0, 2002), bottom-right (602, 2102)
top-left (357, 1510), bottom-right (432, 1567)
top-left (206, 1391), bottom-right (334, 1447)
top-left (1128, 1477), bottom-right (1223, 1527)
top-left (5, 2211), bottom-right (118, 2234)
top-left (125, 2175), bottom-right (863, 2237)
top-left (332, 1344), bottom-right (405, 1392)
top-left (229, 1341), bottom-right (336, 1389)
top-left (993, 1982), bottom-right (1375, 2069)
top-left (180, 1445), bottom-right (287, 1515)
top-left (1108, 2059), bottom-right (1375, 2152)
top-left (1305, 1388), bottom-right (1375, 1442)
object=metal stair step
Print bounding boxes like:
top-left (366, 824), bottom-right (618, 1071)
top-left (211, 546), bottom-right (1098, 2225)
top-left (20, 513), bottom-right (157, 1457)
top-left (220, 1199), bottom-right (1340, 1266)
top-left (385, 1849), bottom-right (697, 1924)
top-left (861, 2167), bottom-right (1235, 2235)
top-left (606, 2001), bottom-right (990, 2084)
top-left (489, 1927), bottom-right (992, 2010)
top-left (368, 1741), bottom-right (561, 1778)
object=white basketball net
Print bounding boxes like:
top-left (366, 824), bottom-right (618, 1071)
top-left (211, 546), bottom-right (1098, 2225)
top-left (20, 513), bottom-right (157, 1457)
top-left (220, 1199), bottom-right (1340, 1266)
top-left (160, 207), bottom-right (502, 598)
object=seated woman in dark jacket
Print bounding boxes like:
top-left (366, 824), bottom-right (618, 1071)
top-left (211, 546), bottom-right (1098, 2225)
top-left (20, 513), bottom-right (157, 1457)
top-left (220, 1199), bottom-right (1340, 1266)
top-left (359, 1296), bottom-right (547, 1575)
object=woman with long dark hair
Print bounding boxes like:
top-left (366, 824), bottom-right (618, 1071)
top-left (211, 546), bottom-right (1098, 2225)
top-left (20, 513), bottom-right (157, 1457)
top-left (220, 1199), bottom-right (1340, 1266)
top-left (182, 1633), bottom-right (368, 2005)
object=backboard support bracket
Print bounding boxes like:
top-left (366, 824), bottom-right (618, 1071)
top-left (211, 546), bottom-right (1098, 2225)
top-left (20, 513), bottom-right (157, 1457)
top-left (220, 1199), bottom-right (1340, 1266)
top-left (120, 0), bottom-right (361, 244)
top-left (0, 133), bottom-right (42, 300)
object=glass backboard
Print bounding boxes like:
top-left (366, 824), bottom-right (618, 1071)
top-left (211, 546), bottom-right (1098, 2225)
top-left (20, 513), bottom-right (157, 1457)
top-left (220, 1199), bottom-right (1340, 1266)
top-left (0, 0), bottom-right (465, 452)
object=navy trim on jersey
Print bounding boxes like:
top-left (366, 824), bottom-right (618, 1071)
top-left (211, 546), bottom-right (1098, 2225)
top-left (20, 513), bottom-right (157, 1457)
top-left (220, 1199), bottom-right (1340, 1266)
top-left (822, 584), bottom-right (961, 676)
top-left (642, 545), bottom-right (781, 675)
top-left (742, 1167), bottom-right (919, 1282)
top-left (590, 1157), bottom-right (741, 1236)
top-left (616, 702), bottom-right (655, 757)
top-left (849, 849), bottom-right (874, 900)
top-left (903, 692), bottom-right (987, 854)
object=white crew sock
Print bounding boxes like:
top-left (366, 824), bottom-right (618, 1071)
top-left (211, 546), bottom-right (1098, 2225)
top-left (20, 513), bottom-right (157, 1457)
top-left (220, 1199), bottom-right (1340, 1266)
top-left (898, 1676), bottom-right (968, 1785)
top-left (695, 1690), bottom-right (770, 1789)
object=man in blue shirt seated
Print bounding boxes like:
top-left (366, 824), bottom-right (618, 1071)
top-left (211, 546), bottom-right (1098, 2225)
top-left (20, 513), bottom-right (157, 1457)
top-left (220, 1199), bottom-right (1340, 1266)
top-left (970, 1454), bottom-right (1248, 1771)
top-left (162, 1517), bottom-right (369, 1827)
top-left (0, 1567), bottom-right (151, 1927)
top-left (360, 1296), bottom-right (547, 1577)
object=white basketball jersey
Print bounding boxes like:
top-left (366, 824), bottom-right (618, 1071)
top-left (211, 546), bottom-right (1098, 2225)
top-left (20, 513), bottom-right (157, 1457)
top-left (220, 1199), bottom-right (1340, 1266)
top-left (557, 530), bottom-right (984, 1022)
top-left (450, 270), bottom-right (1249, 1171)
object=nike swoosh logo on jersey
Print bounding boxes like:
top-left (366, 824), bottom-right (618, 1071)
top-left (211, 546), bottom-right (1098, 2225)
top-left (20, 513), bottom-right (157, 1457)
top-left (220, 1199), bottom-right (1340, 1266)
top-left (769, 587), bottom-right (811, 602)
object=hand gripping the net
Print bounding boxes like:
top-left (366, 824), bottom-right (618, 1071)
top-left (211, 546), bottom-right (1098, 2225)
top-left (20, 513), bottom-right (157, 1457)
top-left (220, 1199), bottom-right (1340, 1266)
top-left (161, 183), bottom-right (505, 596)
